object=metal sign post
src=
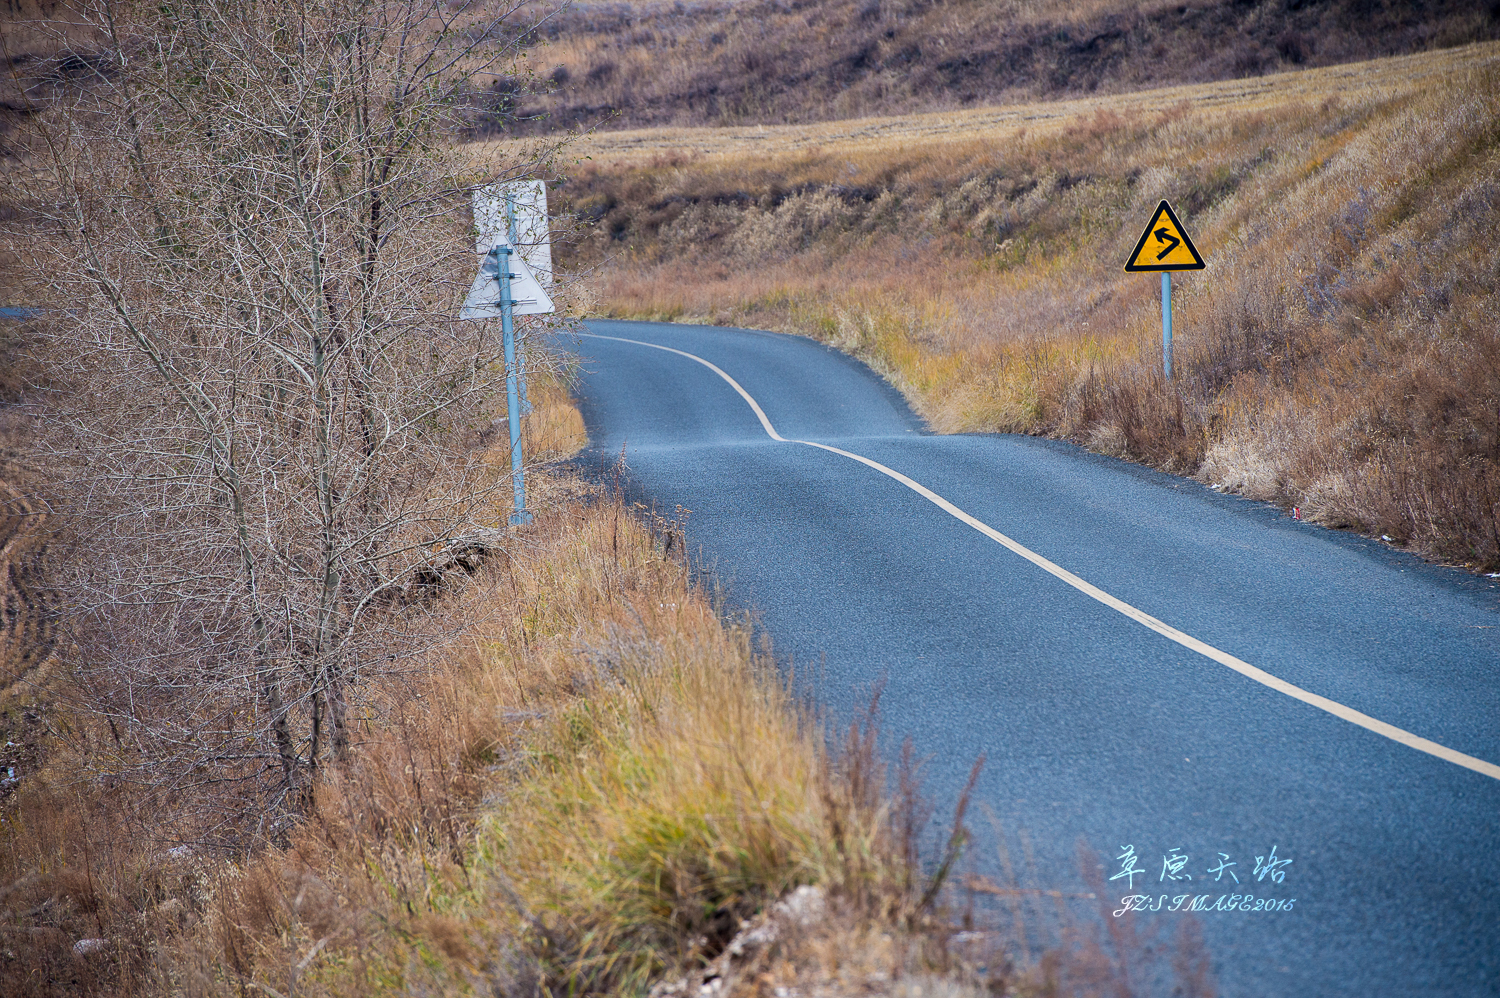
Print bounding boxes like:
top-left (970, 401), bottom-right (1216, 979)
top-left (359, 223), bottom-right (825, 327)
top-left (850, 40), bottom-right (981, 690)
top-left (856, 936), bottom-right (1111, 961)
top-left (1123, 199), bottom-right (1204, 381)
top-left (495, 245), bottom-right (532, 526)
top-left (505, 196), bottom-right (530, 416)
top-left (1162, 272), bottom-right (1173, 381)
top-left (461, 179), bottom-right (555, 528)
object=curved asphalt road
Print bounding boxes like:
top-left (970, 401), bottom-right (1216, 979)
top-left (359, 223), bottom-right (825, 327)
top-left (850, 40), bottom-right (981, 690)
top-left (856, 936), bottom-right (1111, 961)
top-left (554, 319), bottom-right (1500, 998)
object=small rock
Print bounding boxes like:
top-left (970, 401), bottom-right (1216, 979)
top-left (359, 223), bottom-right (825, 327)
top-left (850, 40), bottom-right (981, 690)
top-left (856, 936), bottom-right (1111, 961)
top-left (658, 885), bottom-right (829, 998)
top-left (648, 977), bottom-right (689, 998)
top-left (771, 885), bottom-right (825, 928)
top-left (72, 938), bottom-right (107, 957)
top-left (726, 919), bottom-right (776, 957)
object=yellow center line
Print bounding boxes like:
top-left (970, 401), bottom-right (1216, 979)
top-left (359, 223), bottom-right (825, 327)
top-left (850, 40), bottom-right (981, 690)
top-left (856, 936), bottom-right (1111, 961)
top-left (580, 331), bottom-right (1500, 783)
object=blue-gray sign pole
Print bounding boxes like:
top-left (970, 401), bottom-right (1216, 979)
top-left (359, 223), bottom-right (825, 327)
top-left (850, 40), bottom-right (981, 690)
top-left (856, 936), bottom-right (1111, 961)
top-left (497, 245), bottom-right (532, 526)
top-left (506, 197), bottom-right (531, 415)
top-left (1161, 271), bottom-right (1173, 381)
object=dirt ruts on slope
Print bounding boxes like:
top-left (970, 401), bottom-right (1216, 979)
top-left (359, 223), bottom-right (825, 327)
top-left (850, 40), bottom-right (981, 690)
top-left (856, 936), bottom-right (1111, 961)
top-left (0, 320), bottom-right (55, 796)
top-left (0, 448), bottom-right (53, 700)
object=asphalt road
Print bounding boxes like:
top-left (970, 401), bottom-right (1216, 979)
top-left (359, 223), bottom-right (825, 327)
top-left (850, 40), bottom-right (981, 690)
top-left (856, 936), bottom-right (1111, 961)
top-left (554, 319), bottom-right (1500, 998)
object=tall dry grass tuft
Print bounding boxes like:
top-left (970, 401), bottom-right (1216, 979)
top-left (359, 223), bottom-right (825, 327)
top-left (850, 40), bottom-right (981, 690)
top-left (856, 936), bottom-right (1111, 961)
top-left (540, 48), bottom-right (1500, 571)
top-left (478, 577), bottom-right (870, 993)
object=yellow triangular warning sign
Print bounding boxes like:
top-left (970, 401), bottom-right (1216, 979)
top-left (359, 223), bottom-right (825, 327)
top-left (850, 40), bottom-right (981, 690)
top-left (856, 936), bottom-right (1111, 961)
top-left (1124, 200), bottom-right (1205, 272)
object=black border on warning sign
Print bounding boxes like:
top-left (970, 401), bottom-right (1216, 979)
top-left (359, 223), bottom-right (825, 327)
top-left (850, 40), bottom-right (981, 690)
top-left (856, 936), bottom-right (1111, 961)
top-left (1123, 199), bottom-right (1206, 272)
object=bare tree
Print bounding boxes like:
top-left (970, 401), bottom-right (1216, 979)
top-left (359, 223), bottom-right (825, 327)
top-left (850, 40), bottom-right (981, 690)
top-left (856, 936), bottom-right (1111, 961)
top-left (6, 0), bottom-right (568, 837)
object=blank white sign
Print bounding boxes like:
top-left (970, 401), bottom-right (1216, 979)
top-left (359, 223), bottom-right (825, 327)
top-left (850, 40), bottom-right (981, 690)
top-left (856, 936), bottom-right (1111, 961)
top-left (473, 179), bottom-right (552, 286)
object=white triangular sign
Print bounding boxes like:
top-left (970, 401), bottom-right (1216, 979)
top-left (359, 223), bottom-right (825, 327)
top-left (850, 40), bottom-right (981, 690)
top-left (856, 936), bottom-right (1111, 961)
top-left (461, 249), bottom-right (555, 319)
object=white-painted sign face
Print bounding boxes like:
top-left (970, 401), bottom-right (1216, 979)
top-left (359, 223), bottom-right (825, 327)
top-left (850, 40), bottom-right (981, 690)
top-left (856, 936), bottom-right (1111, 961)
top-left (461, 249), bottom-right (555, 318)
top-left (473, 179), bottom-right (552, 286)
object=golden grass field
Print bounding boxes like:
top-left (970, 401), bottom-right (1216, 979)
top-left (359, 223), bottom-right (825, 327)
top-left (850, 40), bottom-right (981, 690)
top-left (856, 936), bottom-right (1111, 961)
top-left (490, 40), bottom-right (1500, 571)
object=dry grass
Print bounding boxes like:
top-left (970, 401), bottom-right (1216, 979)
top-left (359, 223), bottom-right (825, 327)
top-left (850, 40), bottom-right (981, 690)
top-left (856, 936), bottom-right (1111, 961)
top-left (494, 0), bottom-right (1500, 133)
top-left (504, 43), bottom-right (1500, 571)
top-left (0, 463), bottom-right (950, 997)
top-left (517, 364), bottom-right (590, 464)
top-left (506, 41), bottom-right (1500, 166)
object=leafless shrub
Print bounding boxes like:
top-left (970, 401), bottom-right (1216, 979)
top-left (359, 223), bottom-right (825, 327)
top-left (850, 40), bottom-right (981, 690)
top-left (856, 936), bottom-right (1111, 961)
top-left (4, 0), bottom-right (569, 840)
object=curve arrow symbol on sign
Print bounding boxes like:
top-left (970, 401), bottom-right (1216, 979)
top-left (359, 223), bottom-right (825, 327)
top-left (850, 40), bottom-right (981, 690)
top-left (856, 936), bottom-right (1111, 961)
top-left (1123, 200), bottom-right (1204, 272)
top-left (1154, 227), bottom-right (1181, 259)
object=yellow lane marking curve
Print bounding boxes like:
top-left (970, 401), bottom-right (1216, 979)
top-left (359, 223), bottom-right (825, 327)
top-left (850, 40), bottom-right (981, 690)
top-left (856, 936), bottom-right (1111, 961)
top-left (579, 331), bottom-right (1500, 782)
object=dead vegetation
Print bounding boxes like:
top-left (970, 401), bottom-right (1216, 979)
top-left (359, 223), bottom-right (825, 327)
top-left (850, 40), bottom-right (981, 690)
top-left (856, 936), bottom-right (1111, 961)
top-left (496, 0), bottom-right (1500, 134)
top-left (1, 0), bottom-right (590, 841)
top-left (532, 44), bottom-right (1500, 572)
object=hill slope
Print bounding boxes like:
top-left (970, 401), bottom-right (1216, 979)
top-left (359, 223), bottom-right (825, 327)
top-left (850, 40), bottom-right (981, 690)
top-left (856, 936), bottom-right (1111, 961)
top-left (501, 0), bottom-right (1500, 132)
top-left (487, 42), bottom-right (1500, 571)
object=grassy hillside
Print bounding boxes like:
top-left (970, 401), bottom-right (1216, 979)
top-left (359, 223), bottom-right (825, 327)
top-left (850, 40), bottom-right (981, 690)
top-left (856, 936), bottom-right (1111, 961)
top-left (515, 42), bottom-right (1500, 571)
top-left (499, 0), bottom-right (1500, 133)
